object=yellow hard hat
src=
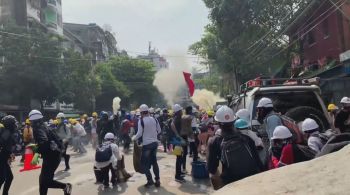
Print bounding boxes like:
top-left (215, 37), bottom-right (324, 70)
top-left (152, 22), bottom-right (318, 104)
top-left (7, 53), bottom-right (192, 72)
top-left (70, 119), bottom-right (77, 124)
top-left (0, 123), bottom-right (3, 128)
top-left (207, 110), bottom-right (215, 117)
top-left (25, 119), bottom-right (31, 125)
top-left (328, 104), bottom-right (338, 111)
top-left (173, 146), bottom-right (183, 156)
top-left (53, 120), bottom-right (59, 125)
top-left (92, 112), bottom-right (98, 117)
top-left (83, 114), bottom-right (88, 118)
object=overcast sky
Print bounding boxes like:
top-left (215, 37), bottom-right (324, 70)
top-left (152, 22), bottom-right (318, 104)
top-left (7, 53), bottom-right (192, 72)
top-left (62, 0), bottom-right (209, 66)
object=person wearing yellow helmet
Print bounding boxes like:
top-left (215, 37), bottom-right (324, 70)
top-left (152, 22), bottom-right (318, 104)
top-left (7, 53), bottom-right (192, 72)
top-left (21, 118), bottom-right (34, 163)
top-left (328, 103), bottom-right (338, 130)
top-left (91, 112), bottom-right (98, 148)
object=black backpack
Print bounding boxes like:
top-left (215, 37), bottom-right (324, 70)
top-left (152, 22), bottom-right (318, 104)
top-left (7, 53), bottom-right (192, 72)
top-left (95, 144), bottom-right (112, 162)
top-left (220, 134), bottom-right (262, 180)
top-left (292, 144), bottom-right (316, 162)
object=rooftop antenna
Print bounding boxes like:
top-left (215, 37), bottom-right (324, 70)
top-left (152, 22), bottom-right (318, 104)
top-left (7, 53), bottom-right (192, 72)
top-left (148, 41), bottom-right (151, 54)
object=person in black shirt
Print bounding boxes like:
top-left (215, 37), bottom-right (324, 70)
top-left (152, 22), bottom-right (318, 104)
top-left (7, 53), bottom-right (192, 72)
top-left (0, 115), bottom-right (17, 195)
top-left (29, 110), bottom-right (72, 195)
top-left (335, 97), bottom-right (350, 133)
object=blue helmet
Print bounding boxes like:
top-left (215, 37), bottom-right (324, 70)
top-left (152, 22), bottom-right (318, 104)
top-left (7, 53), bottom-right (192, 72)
top-left (234, 119), bottom-right (249, 129)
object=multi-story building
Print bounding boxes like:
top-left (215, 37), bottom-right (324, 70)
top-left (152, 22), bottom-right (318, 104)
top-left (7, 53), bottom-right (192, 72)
top-left (138, 44), bottom-right (169, 71)
top-left (63, 22), bottom-right (118, 62)
top-left (0, 0), bottom-right (63, 35)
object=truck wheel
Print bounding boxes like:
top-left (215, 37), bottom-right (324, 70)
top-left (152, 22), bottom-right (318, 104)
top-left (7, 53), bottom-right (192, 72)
top-left (285, 106), bottom-right (329, 132)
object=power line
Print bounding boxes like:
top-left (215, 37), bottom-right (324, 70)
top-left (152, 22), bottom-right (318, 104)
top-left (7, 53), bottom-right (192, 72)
top-left (249, 0), bottom-right (344, 62)
top-left (0, 30), bottom-right (202, 60)
top-left (255, 0), bottom-right (346, 67)
top-left (245, 0), bottom-right (308, 52)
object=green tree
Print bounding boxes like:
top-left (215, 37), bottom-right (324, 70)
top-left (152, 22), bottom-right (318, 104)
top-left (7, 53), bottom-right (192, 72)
top-left (190, 0), bottom-right (311, 93)
top-left (0, 23), bottom-right (63, 108)
top-left (58, 50), bottom-right (101, 112)
top-left (95, 57), bottom-right (166, 110)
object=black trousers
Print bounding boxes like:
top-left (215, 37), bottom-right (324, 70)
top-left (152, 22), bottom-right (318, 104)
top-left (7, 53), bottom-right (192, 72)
top-left (0, 158), bottom-right (13, 195)
top-left (39, 153), bottom-right (66, 195)
top-left (181, 136), bottom-right (188, 170)
top-left (62, 142), bottom-right (70, 169)
top-left (100, 164), bottom-right (116, 187)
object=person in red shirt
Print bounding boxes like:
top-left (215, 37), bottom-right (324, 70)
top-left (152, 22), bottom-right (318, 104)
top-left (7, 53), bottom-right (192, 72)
top-left (270, 126), bottom-right (294, 168)
top-left (120, 114), bottom-right (133, 152)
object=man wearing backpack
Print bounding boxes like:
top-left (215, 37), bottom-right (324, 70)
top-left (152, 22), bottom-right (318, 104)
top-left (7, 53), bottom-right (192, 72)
top-left (28, 110), bottom-right (72, 195)
top-left (257, 97), bottom-right (282, 141)
top-left (207, 106), bottom-right (264, 189)
top-left (302, 118), bottom-right (324, 153)
top-left (132, 104), bottom-right (161, 188)
top-left (94, 133), bottom-right (122, 189)
top-left (0, 115), bottom-right (17, 195)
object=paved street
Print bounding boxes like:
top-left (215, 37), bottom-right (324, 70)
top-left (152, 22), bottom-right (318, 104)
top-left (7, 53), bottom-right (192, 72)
top-left (9, 145), bottom-right (213, 195)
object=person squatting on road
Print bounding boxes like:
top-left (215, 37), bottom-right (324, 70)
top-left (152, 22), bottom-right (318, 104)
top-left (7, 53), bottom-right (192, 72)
top-left (94, 133), bottom-right (122, 189)
top-left (207, 106), bottom-right (264, 190)
top-left (29, 110), bottom-right (72, 195)
top-left (0, 115), bottom-right (17, 195)
top-left (55, 113), bottom-right (71, 171)
top-left (132, 104), bottom-right (161, 188)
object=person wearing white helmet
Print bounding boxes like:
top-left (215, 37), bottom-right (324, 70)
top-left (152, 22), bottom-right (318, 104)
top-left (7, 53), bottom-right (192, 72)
top-left (335, 97), bottom-right (350, 133)
top-left (207, 106), bottom-right (264, 189)
top-left (235, 109), bottom-right (250, 122)
top-left (132, 104), bottom-right (161, 188)
top-left (170, 104), bottom-right (188, 183)
top-left (94, 133), bottom-right (122, 189)
top-left (256, 97), bottom-right (282, 142)
top-left (270, 126), bottom-right (294, 168)
top-left (302, 118), bottom-right (324, 153)
top-left (28, 110), bottom-right (72, 195)
top-left (55, 112), bottom-right (71, 171)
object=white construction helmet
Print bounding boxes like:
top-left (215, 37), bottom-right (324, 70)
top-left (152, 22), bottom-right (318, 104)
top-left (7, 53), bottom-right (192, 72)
top-left (149, 107), bottom-right (155, 113)
top-left (28, 110), bottom-right (44, 121)
top-left (56, 112), bottom-right (65, 118)
top-left (340, 97), bottom-right (350, 104)
top-left (236, 109), bottom-right (250, 121)
top-left (215, 106), bottom-right (235, 123)
top-left (257, 97), bottom-right (273, 108)
top-left (271, 126), bottom-right (292, 140)
top-left (302, 118), bottom-right (319, 132)
top-left (104, 133), bottom-right (115, 140)
top-left (139, 104), bottom-right (149, 112)
top-left (173, 104), bottom-right (183, 113)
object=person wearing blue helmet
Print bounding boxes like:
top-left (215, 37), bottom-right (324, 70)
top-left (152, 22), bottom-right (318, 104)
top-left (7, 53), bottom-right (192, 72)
top-left (234, 119), bottom-right (263, 149)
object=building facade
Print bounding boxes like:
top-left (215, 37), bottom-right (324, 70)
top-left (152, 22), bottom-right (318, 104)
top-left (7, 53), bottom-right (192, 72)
top-left (287, 0), bottom-right (350, 71)
top-left (138, 46), bottom-right (169, 71)
top-left (63, 22), bottom-right (118, 62)
top-left (0, 0), bottom-right (63, 35)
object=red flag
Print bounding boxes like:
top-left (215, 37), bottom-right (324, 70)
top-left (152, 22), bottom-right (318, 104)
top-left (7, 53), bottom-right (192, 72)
top-left (183, 72), bottom-right (195, 97)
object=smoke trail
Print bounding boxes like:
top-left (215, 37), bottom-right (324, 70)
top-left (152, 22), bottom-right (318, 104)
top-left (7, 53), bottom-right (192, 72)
top-left (191, 89), bottom-right (224, 110)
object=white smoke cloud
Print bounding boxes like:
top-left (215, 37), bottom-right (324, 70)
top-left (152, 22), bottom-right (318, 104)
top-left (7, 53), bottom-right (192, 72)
top-left (191, 89), bottom-right (224, 110)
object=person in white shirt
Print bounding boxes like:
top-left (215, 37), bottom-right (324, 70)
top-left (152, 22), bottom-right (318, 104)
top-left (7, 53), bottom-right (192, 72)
top-left (132, 104), bottom-right (161, 188)
top-left (71, 119), bottom-right (87, 154)
top-left (302, 118), bottom-right (324, 153)
top-left (95, 133), bottom-right (122, 188)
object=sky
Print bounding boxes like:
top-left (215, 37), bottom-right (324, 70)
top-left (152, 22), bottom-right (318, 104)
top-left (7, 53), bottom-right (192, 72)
top-left (62, 0), bottom-right (209, 67)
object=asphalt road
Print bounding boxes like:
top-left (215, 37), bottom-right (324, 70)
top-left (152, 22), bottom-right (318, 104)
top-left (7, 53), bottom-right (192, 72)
top-left (9, 144), bottom-right (213, 195)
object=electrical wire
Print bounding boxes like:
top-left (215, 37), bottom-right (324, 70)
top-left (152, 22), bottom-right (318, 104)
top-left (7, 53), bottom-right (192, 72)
top-left (249, 0), bottom-right (345, 63)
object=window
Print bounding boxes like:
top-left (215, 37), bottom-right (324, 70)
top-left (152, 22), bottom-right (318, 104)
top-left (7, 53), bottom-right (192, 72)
top-left (307, 31), bottom-right (316, 45)
top-left (322, 19), bottom-right (330, 38)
